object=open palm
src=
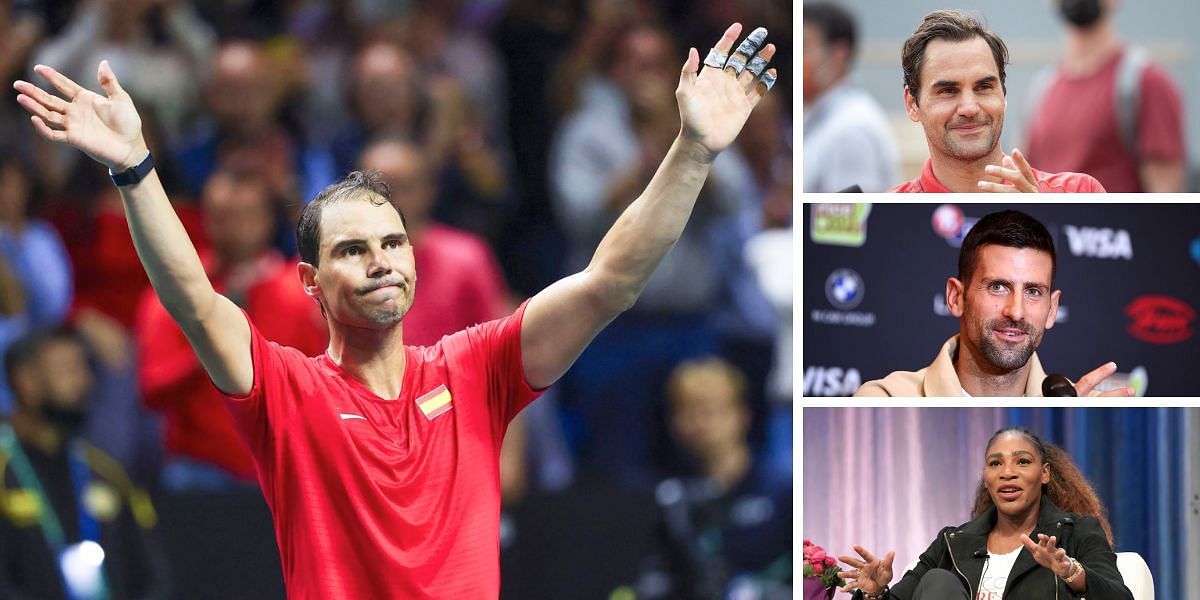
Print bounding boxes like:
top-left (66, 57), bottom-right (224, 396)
top-left (13, 61), bottom-right (146, 171)
top-left (676, 23), bottom-right (778, 158)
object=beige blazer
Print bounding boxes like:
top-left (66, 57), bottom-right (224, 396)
top-left (854, 334), bottom-right (1048, 397)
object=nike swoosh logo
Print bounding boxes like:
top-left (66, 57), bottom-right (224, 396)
top-left (339, 414), bottom-right (367, 421)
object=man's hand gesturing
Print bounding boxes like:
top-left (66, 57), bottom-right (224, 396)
top-left (14, 61), bottom-right (148, 171)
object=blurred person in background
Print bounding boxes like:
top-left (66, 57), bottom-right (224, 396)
top-left (1024, 0), bottom-right (1185, 192)
top-left (550, 23), bottom-right (751, 487)
top-left (635, 357), bottom-right (791, 600)
top-left (0, 151), bottom-right (72, 415)
top-left (334, 39), bottom-right (512, 246)
top-left (0, 326), bottom-right (170, 599)
top-left (0, 3), bottom-right (46, 172)
top-left (802, 2), bottom-right (899, 193)
top-left (136, 169), bottom-right (326, 490)
top-left (891, 10), bottom-right (1105, 193)
top-left (176, 39), bottom-right (335, 215)
top-left (29, 0), bottom-right (214, 150)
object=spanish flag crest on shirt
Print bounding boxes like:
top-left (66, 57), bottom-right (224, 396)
top-left (416, 385), bottom-right (453, 420)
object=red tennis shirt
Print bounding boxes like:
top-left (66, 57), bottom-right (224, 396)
top-left (889, 158), bottom-right (1106, 192)
top-left (222, 301), bottom-right (541, 598)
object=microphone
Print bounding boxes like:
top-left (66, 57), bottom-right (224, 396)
top-left (973, 548), bottom-right (988, 559)
top-left (837, 184), bottom-right (863, 193)
top-left (1042, 374), bottom-right (1078, 397)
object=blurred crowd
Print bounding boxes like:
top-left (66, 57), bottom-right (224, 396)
top-left (0, 0), bottom-right (792, 597)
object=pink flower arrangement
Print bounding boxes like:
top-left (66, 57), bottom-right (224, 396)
top-left (803, 540), bottom-right (844, 589)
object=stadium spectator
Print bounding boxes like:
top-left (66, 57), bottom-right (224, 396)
top-left (0, 326), bottom-right (170, 599)
top-left (136, 169), bottom-right (326, 488)
top-left (635, 357), bottom-right (792, 599)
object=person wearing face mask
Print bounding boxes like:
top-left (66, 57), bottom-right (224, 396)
top-left (0, 326), bottom-right (170, 599)
top-left (803, 2), bottom-right (899, 192)
top-left (1024, 0), bottom-right (1185, 193)
top-left (836, 427), bottom-right (1133, 600)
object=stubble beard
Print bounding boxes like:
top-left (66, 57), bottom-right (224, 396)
top-left (977, 318), bottom-right (1041, 372)
top-left (940, 114), bottom-right (1002, 162)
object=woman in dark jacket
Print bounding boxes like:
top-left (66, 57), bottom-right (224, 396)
top-left (837, 427), bottom-right (1134, 600)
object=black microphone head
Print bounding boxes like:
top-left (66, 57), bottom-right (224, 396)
top-left (837, 184), bottom-right (864, 193)
top-left (973, 547), bottom-right (988, 559)
top-left (1042, 374), bottom-right (1078, 397)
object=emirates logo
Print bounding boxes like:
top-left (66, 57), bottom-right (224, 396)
top-left (1125, 295), bottom-right (1195, 344)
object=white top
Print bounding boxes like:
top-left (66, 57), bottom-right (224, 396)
top-left (977, 546), bottom-right (1023, 599)
top-left (802, 81), bottom-right (900, 192)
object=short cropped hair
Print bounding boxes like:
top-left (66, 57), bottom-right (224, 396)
top-left (902, 10), bottom-right (1008, 104)
top-left (804, 2), bottom-right (857, 54)
top-left (296, 171), bottom-right (407, 267)
top-left (666, 356), bottom-right (748, 411)
top-left (958, 210), bottom-right (1056, 286)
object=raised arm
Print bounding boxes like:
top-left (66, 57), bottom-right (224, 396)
top-left (520, 23), bottom-right (778, 388)
top-left (13, 61), bottom-right (252, 395)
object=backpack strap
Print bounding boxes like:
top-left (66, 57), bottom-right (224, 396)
top-left (1114, 45), bottom-right (1149, 158)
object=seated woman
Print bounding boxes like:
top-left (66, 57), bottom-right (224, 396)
top-left (837, 427), bottom-right (1133, 600)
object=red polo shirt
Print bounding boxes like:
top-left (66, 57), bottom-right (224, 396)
top-left (889, 158), bottom-right (1106, 192)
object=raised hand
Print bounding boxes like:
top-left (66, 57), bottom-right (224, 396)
top-left (838, 545), bottom-right (895, 595)
top-left (675, 23), bottom-right (778, 160)
top-left (13, 61), bottom-right (147, 171)
top-left (1019, 533), bottom-right (1073, 576)
top-left (978, 148), bottom-right (1039, 193)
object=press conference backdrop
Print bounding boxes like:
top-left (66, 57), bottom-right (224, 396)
top-left (802, 203), bottom-right (1200, 396)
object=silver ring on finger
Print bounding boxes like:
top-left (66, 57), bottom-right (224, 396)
top-left (724, 55), bottom-right (747, 75)
top-left (703, 48), bottom-right (729, 69)
top-left (746, 55), bottom-right (769, 77)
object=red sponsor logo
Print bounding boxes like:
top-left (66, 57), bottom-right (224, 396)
top-left (1125, 295), bottom-right (1195, 344)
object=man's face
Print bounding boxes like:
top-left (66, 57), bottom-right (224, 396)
top-left (905, 37), bottom-right (1006, 162)
top-left (305, 197), bottom-right (417, 329)
top-left (950, 245), bottom-right (1060, 372)
top-left (202, 175), bottom-right (276, 266)
top-left (670, 377), bottom-right (748, 459)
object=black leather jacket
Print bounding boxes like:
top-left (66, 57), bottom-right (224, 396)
top-left (857, 496), bottom-right (1134, 600)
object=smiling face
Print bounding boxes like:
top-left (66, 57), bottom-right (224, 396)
top-left (983, 432), bottom-right (1050, 519)
top-left (905, 37), bottom-right (1006, 163)
top-left (950, 244), bottom-right (1060, 372)
top-left (301, 195), bottom-right (416, 329)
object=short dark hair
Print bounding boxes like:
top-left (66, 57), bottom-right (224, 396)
top-left (296, 171), bottom-right (407, 267)
top-left (804, 2), bottom-right (857, 54)
top-left (4, 326), bottom-right (84, 395)
top-left (958, 210), bottom-right (1056, 286)
top-left (902, 10), bottom-right (1008, 104)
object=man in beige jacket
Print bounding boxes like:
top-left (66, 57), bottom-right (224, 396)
top-left (856, 210), bottom-right (1133, 397)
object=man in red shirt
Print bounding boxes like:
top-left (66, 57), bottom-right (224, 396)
top-left (136, 170), bottom-right (327, 484)
top-left (1024, 0), bottom-right (1185, 192)
top-left (14, 22), bottom-right (779, 598)
top-left (890, 10), bottom-right (1105, 193)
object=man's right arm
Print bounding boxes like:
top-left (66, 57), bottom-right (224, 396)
top-left (14, 61), bottom-right (252, 396)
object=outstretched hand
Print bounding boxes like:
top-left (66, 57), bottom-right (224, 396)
top-left (1019, 533), bottom-right (1073, 576)
top-left (838, 545), bottom-right (895, 595)
top-left (676, 23), bottom-right (777, 160)
top-left (13, 61), bottom-right (147, 171)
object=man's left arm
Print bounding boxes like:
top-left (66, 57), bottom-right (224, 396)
top-left (519, 23), bottom-right (778, 389)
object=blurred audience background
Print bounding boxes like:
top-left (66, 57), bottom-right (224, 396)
top-left (0, 0), bottom-right (792, 597)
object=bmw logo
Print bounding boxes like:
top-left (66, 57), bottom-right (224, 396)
top-left (825, 268), bottom-right (865, 310)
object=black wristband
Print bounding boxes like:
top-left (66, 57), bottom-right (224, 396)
top-left (109, 151), bottom-right (154, 187)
